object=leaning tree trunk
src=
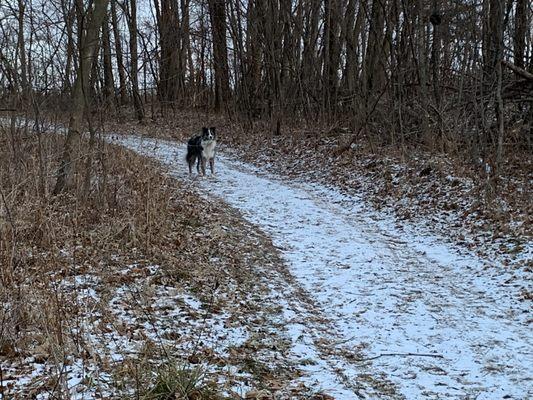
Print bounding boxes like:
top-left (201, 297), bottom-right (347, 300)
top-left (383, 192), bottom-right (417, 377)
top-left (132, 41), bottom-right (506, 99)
top-left (53, 0), bottom-right (109, 195)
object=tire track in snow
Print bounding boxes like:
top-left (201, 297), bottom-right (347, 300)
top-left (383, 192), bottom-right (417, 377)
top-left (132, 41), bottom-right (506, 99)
top-left (112, 134), bottom-right (532, 400)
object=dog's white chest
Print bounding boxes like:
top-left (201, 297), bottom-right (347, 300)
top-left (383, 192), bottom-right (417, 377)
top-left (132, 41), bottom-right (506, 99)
top-left (202, 140), bottom-right (216, 159)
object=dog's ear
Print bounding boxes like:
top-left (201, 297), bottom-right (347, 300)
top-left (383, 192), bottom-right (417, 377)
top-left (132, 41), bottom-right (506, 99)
top-left (210, 127), bottom-right (216, 134)
top-left (202, 127), bottom-right (209, 134)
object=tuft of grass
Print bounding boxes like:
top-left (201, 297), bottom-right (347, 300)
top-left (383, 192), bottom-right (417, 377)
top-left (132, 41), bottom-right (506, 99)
top-left (142, 363), bottom-right (219, 400)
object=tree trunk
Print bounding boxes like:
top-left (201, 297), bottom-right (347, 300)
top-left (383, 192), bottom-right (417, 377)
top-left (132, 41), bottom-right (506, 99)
top-left (430, 0), bottom-right (442, 142)
top-left (102, 11), bottom-right (115, 107)
top-left (489, 0), bottom-right (504, 170)
top-left (245, 0), bottom-right (261, 116)
top-left (111, 0), bottom-right (128, 105)
top-left (159, 0), bottom-right (181, 104)
top-left (208, 0), bottom-right (230, 111)
top-left (53, 0), bottom-right (110, 195)
top-left (128, 0), bottom-right (144, 120)
top-left (16, 0), bottom-right (28, 100)
top-left (513, 0), bottom-right (527, 69)
top-left (181, 0), bottom-right (193, 91)
top-left (364, 0), bottom-right (386, 94)
top-left (63, 1), bottom-right (76, 93)
top-left (323, 0), bottom-right (341, 113)
top-left (430, 0), bottom-right (441, 110)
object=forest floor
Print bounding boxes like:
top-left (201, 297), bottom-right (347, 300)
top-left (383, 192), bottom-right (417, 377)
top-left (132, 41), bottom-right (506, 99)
top-left (2, 114), bottom-right (532, 399)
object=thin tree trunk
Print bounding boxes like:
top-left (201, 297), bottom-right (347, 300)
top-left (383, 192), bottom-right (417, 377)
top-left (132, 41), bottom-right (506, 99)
top-left (491, 0), bottom-right (505, 170)
top-left (430, 0), bottom-right (442, 142)
top-left (63, 1), bottom-right (76, 93)
top-left (111, 0), bottom-right (128, 105)
top-left (102, 12), bottom-right (115, 107)
top-left (128, 0), bottom-right (144, 120)
top-left (513, 0), bottom-right (527, 69)
top-left (16, 0), bottom-right (28, 100)
top-left (53, 0), bottom-right (110, 195)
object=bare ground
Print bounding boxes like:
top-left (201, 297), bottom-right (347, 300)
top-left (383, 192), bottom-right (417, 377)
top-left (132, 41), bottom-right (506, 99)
top-left (2, 114), bottom-right (531, 399)
top-left (111, 133), bottom-right (531, 399)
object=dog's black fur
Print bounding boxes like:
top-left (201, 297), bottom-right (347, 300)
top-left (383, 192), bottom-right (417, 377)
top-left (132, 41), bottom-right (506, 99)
top-left (186, 127), bottom-right (217, 175)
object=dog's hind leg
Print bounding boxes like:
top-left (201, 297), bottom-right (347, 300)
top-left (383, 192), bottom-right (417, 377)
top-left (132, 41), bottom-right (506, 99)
top-left (186, 153), bottom-right (194, 174)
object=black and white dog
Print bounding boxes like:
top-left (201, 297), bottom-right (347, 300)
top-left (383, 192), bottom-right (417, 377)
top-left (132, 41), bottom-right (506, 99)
top-left (186, 127), bottom-right (217, 175)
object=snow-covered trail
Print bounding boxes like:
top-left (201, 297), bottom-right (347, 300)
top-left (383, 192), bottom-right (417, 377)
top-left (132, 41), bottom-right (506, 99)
top-left (112, 135), bottom-right (532, 400)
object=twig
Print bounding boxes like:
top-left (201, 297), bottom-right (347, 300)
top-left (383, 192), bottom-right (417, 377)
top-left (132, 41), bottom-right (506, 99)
top-left (355, 352), bottom-right (444, 361)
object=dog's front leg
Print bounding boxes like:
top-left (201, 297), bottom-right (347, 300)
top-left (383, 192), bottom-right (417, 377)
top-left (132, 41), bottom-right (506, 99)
top-left (209, 158), bottom-right (215, 175)
top-left (201, 157), bottom-right (207, 175)
top-left (196, 157), bottom-right (201, 173)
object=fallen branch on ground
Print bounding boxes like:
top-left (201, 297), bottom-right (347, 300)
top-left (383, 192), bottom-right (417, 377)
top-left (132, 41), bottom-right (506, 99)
top-left (355, 352), bottom-right (444, 361)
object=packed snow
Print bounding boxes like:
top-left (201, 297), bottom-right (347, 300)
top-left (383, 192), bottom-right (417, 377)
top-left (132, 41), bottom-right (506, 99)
top-left (107, 134), bottom-right (532, 399)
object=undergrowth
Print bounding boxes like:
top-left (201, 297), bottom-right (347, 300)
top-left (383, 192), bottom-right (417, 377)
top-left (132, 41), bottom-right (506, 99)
top-left (0, 117), bottom-right (223, 398)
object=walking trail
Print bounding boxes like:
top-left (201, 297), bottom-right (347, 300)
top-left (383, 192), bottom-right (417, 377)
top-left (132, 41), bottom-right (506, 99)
top-left (112, 134), bottom-right (532, 400)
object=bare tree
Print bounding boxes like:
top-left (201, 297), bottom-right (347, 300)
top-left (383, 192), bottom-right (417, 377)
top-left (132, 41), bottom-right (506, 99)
top-left (53, 0), bottom-right (110, 194)
top-left (127, 0), bottom-right (144, 120)
top-left (208, 0), bottom-right (230, 111)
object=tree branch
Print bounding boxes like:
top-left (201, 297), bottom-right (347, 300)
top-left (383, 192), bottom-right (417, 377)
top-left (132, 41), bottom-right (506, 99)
top-left (501, 60), bottom-right (533, 81)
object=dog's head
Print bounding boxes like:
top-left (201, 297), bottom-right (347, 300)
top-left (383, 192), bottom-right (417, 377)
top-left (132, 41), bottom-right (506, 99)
top-left (201, 127), bottom-right (216, 142)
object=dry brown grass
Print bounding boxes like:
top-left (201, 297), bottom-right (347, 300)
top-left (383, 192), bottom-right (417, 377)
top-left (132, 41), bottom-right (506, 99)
top-left (0, 118), bottom-right (199, 396)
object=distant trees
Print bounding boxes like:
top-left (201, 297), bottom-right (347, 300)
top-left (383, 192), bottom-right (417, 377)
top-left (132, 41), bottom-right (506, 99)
top-left (0, 0), bottom-right (531, 192)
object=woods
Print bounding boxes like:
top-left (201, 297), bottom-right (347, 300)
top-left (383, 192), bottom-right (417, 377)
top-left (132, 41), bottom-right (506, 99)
top-left (1, 1), bottom-right (532, 398)
top-left (0, 0), bottom-right (531, 166)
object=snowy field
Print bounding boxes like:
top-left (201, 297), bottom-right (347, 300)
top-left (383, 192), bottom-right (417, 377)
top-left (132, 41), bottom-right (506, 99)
top-left (110, 134), bottom-right (532, 399)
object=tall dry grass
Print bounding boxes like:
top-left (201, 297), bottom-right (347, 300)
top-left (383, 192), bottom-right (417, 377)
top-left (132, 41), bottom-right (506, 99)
top-left (0, 115), bottom-right (220, 398)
